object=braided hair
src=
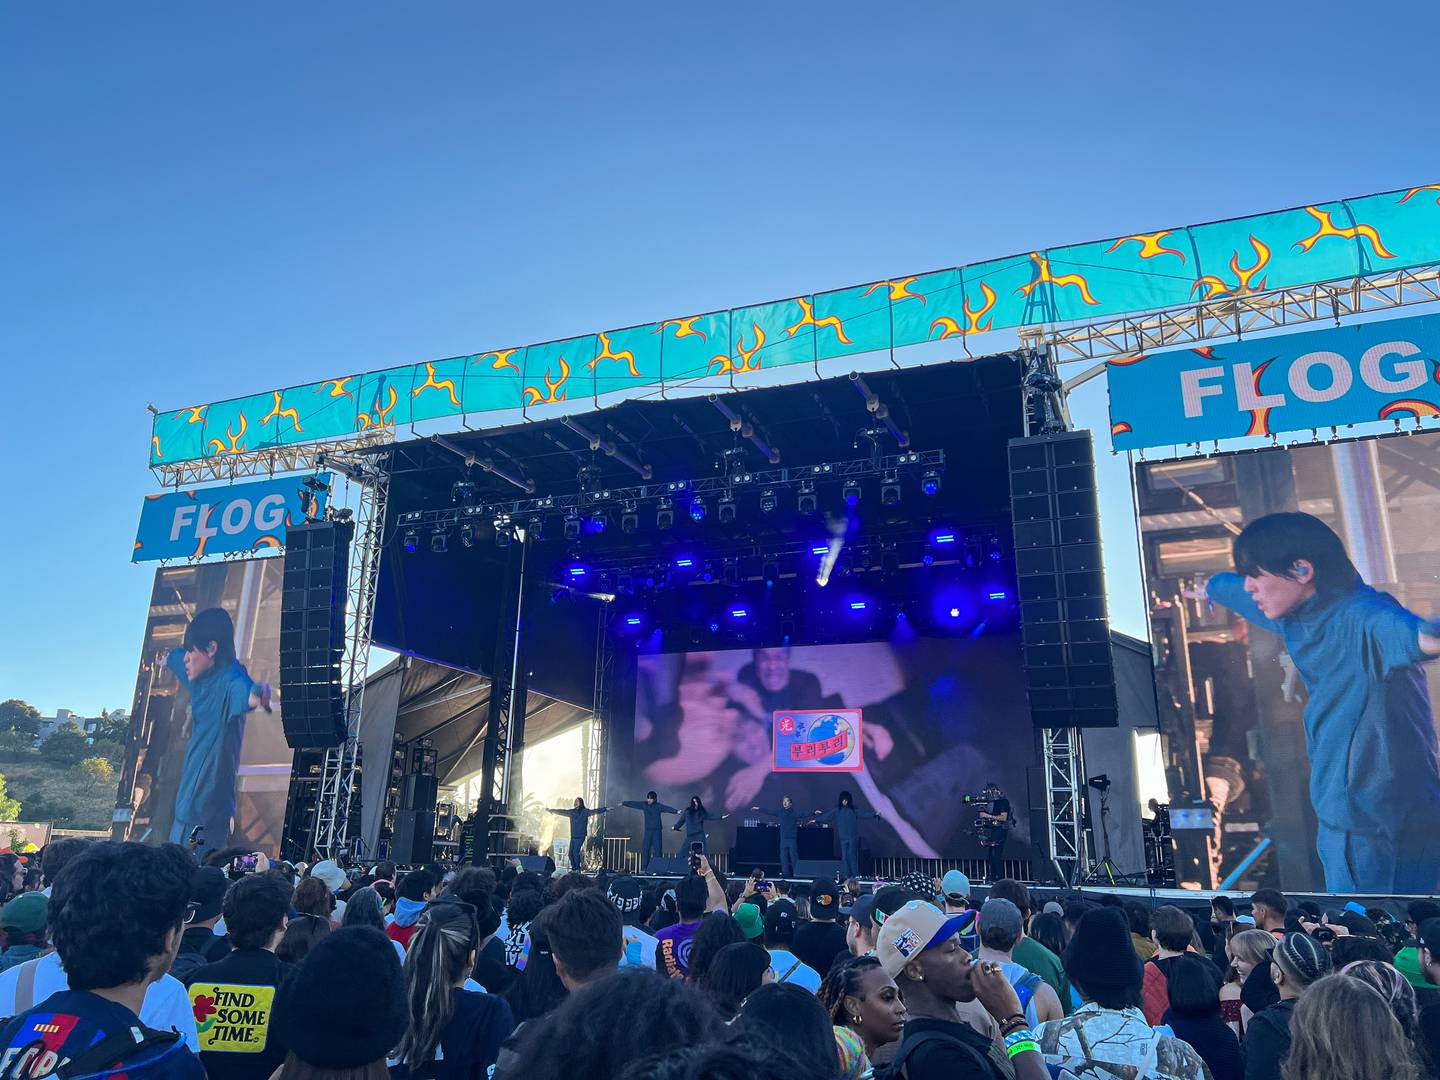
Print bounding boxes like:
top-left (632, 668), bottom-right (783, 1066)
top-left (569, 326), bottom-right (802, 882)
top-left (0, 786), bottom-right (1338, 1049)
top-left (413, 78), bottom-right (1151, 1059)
top-left (818, 954), bottom-right (883, 1025)
top-left (393, 899), bottom-right (480, 1068)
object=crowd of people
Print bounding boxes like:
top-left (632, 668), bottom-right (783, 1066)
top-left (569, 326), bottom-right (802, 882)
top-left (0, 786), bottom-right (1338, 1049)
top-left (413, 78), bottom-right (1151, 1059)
top-left (0, 837), bottom-right (1436, 1079)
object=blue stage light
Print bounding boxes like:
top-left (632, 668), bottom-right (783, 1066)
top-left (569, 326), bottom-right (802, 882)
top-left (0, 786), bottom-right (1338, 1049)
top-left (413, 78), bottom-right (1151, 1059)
top-left (987, 590), bottom-right (1008, 601)
top-left (567, 564), bottom-right (588, 578)
top-left (625, 616), bottom-right (642, 626)
top-left (729, 607), bottom-right (748, 618)
top-left (690, 497), bottom-right (707, 522)
top-left (849, 600), bottom-right (868, 611)
top-left (811, 544), bottom-right (829, 556)
top-left (932, 531), bottom-right (956, 545)
top-left (921, 470), bottom-right (941, 496)
top-left (674, 557), bottom-right (694, 568)
top-left (949, 606), bottom-right (961, 618)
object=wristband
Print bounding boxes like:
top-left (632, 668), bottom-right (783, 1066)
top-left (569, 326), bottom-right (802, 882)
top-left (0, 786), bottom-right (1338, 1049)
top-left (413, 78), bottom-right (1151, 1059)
top-left (1006, 1039), bottom-right (1038, 1060)
top-left (999, 1016), bottom-right (1029, 1037)
top-left (1003, 1029), bottom-right (1035, 1048)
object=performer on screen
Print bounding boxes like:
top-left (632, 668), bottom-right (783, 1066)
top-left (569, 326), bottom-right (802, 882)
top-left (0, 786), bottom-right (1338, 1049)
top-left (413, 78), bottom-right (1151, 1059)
top-left (812, 791), bottom-right (879, 879)
top-left (547, 797), bottom-right (609, 870)
top-left (751, 796), bottom-right (809, 878)
top-left (672, 795), bottom-right (727, 855)
top-left (621, 791), bottom-right (678, 871)
top-left (166, 607), bottom-right (272, 856)
top-left (975, 781), bottom-right (1012, 884)
top-left (1204, 511), bottom-right (1440, 893)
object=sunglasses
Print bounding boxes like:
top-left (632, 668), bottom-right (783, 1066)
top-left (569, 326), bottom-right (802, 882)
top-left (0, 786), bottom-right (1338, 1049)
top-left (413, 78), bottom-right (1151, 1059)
top-left (184, 901), bottom-right (201, 925)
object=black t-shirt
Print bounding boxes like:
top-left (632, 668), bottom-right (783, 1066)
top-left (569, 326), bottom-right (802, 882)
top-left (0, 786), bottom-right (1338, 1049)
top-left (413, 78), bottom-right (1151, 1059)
top-left (898, 1017), bottom-right (1005, 1080)
top-left (185, 948), bottom-right (296, 1080)
top-left (1420, 1002), bottom-right (1440, 1080)
top-left (392, 989), bottom-right (516, 1080)
top-left (791, 921), bottom-right (849, 978)
top-left (988, 797), bottom-right (1012, 834)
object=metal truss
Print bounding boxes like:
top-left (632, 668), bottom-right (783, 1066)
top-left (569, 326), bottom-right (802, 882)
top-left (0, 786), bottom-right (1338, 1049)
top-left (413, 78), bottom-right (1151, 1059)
top-left (581, 605), bottom-right (613, 870)
top-left (312, 448), bottom-right (391, 859)
top-left (149, 429), bottom-right (394, 489)
top-left (1019, 264), bottom-right (1440, 381)
top-left (479, 541), bottom-right (530, 856)
top-left (1042, 726), bottom-right (1088, 884)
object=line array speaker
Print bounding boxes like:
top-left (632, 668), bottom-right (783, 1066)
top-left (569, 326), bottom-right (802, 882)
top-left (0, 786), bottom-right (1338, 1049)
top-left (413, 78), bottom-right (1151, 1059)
top-left (1009, 430), bottom-right (1118, 728)
top-left (279, 520), bottom-right (353, 749)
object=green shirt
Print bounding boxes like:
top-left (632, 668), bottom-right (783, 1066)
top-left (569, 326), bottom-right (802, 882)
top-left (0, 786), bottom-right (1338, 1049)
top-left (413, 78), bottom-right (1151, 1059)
top-left (1014, 935), bottom-right (1073, 1016)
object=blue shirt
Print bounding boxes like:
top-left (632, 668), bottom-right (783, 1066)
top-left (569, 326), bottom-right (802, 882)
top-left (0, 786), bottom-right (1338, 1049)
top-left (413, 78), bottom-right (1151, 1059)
top-left (754, 805), bottom-right (803, 840)
top-left (166, 651), bottom-right (254, 832)
top-left (621, 801), bottom-right (677, 833)
top-left (1207, 574), bottom-right (1440, 833)
top-left (0, 990), bottom-right (205, 1080)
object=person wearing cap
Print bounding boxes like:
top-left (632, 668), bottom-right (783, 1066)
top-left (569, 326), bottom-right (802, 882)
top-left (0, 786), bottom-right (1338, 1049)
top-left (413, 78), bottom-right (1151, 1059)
top-left (877, 900), bottom-right (1045, 1080)
top-left (845, 893), bottom-right (880, 957)
top-left (988, 878), bottom-right (1073, 1017)
top-left (937, 869), bottom-right (970, 913)
top-left (1395, 901), bottom-right (1440, 992)
top-left (1035, 907), bottom-right (1208, 1080)
top-left (793, 880), bottom-right (849, 977)
top-left (733, 902), bottom-right (765, 944)
top-left (750, 797), bottom-right (807, 878)
top-left (1243, 931), bottom-right (1332, 1080)
top-left (308, 859), bottom-right (350, 921)
top-left (976, 899), bottom-right (1063, 1027)
top-left (606, 875), bottom-right (660, 970)
top-left (621, 791), bottom-right (677, 872)
top-left (0, 892), bottom-right (46, 972)
top-left (171, 865), bottom-right (232, 980)
top-left (761, 903), bottom-right (820, 991)
top-left (1414, 918), bottom-right (1440, 1074)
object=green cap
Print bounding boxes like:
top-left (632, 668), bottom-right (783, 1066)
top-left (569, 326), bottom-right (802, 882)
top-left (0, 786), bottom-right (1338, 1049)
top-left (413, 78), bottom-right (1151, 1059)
top-left (733, 902), bottom-right (764, 940)
top-left (1394, 946), bottom-right (1439, 990)
top-left (1, 892), bottom-right (47, 935)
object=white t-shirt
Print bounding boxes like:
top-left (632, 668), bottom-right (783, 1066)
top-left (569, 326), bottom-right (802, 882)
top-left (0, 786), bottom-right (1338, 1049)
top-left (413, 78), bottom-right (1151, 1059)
top-left (765, 947), bottom-right (820, 992)
top-left (620, 924), bottom-right (658, 971)
top-left (0, 952), bottom-right (200, 1051)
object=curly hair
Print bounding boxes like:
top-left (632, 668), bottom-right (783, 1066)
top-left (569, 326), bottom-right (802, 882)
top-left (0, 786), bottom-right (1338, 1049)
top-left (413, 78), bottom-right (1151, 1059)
top-left (224, 871), bottom-right (291, 950)
top-left (293, 876), bottom-right (335, 919)
top-left (619, 1042), bottom-right (817, 1080)
top-left (50, 841), bottom-right (192, 990)
top-left (685, 912), bottom-right (745, 985)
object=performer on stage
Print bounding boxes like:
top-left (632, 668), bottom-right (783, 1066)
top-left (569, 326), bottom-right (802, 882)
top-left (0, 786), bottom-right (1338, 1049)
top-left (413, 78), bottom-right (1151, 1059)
top-left (547, 797), bottom-right (609, 870)
top-left (621, 791), bottom-right (678, 871)
top-left (459, 800), bottom-right (483, 865)
top-left (672, 795), bottom-right (727, 855)
top-left (166, 607), bottom-right (272, 855)
top-left (751, 796), bottom-right (809, 878)
top-left (813, 791), bottom-right (879, 879)
top-left (975, 781), bottom-right (1012, 884)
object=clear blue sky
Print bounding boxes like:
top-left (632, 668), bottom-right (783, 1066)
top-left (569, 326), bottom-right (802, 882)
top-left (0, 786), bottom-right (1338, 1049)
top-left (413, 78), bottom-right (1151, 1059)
top-left (5, 2), bottom-right (1439, 716)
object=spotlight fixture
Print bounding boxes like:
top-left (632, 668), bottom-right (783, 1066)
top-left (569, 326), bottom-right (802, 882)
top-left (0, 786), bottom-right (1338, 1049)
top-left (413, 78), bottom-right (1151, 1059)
top-left (657, 496), bottom-right (675, 530)
top-left (588, 512), bottom-right (608, 534)
top-left (986, 536), bottom-right (1005, 562)
top-left (493, 527), bottom-right (510, 548)
top-left (722, 558), bottom-right (740, 587)
top-left (797, 480), bottom-right (817, 515)
top-left (527, 516), bottom-right (545, 542)
top-left (690, 496), bottom-right (707, 522)
top-left (762, 558), bottom-right (780, 587)
top-left (303, 476), bottom-right (330, 492)
top-left (717, 492), bottom-right (737, 524)
top-left (563, 512), bottom-right (581, 541)
top-left (880, 472), bottom-right (901, 506)
top-left (759, 489), bottom-right (777, 514)
top-left (842, 480), bottom-right (861, 506)
top-left (430, 529), bottom-right (449, 554)
top-left (450, 480), bottom-right (477, 505)
top-left (921, 470), bottom-right (941, 496)
top-left (402, 529), bottom-right (419, 553)
top-left (460, 524), bottom-right (477, 548)
top-left (620, 502), bottom-right (639, 534)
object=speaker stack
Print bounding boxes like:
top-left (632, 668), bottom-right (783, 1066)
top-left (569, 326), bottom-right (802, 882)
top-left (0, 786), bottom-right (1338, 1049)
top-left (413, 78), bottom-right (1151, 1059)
top-left (392, 739), bottom-right (438, 864)
top-left (279, 521), bottom-right (353, 749)
top-left (1008, 431), bottom-right (1118, 728)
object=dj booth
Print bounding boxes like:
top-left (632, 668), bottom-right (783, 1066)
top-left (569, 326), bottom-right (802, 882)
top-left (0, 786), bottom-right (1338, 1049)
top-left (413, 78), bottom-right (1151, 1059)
top-left (731, 822), bottom-right (844, 873)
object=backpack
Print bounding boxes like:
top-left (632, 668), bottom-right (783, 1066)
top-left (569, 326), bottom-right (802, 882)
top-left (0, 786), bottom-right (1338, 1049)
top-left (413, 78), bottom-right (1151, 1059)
top-left (1012, 970), bottom-right (1043, 1018)
top-left (873, 1027), bottom-right (993, 1080)
top-left (0, 1004), bottom-right (187, 1080)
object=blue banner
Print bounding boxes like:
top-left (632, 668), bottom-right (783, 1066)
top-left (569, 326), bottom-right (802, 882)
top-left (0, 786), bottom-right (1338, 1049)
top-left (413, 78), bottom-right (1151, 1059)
top-left (133, 474), bottom-right (329, 562)
top-left (1107, 313), bottom-right (1440, 450)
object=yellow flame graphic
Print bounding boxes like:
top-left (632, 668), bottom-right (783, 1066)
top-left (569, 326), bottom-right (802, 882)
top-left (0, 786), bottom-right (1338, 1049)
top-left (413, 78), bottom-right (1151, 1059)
top-left (412, 362), bottom-right (461, 407)
top-left (318, 378), bottom-right (355, 401)
top-left (860, 277), bottom-right (926, 305)
top-left (1399, 186), bottom-right (1440, 207)
top-left (523, 356), bottom-right (570, 405)
top-left (1106, 230), bottom-right (1186, 263)
top-left (928, 316), bottom-right (962, 340)
top-left (587, 331), bottom-right (640, 379)
top-left (653, 317), bottom-right (708, 343)
top-left (1111, 421), bottom-right (1133, 436)
top-left (1293, 206), bottom-right (1396, 259)
top-left (180, 406), bottom-right (207, 425)
top-left (151, 434), bottom-right (162, 460)
top-left (476, 349), bottom-right (521, 373)
top-left (785, 297), bottom-right (853, 345)
top-left (709, 324), bottom-right (766, 375)
top-left (357, 385), bottom-right (399, 429)
top-left (206, 413), bottom-right (249, 455)
top-left (963, 282), bottom-right (998, 333)
top-left (1192, 235), bottom-right (1271, 299)
top-left (1244, 360), bottom-right (1276, 437)
top-left (1017, 254), bottom-right (1100, 306)
top-left (260, 390), bottom-right (304, 433)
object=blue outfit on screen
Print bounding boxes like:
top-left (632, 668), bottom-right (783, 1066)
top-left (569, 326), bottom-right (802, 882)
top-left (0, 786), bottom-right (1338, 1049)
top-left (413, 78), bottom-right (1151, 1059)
top-left (165, 649), bottom-right (254, 854)
top-left (1207, 573), bottom-right (1440, 892)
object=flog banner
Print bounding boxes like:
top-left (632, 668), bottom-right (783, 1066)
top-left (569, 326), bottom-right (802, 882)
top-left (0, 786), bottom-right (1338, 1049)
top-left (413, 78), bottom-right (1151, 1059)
top-left (133, 473), bottom-right (330, 562)
top-left (1108, 313), bottom-right (1440, 450)
top-left (773, 710), bottom-right (864, 772)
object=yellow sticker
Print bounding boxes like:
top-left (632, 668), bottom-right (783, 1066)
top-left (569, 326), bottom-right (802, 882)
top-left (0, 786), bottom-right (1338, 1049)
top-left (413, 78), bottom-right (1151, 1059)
top-left (188, 983), bottom-right (275, 1053)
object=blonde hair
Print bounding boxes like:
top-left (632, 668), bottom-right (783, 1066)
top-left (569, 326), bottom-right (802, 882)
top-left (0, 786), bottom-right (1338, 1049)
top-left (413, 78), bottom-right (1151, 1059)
top-left (1283, 975), bottom-right (1419, 1080)
top-left (1228, 928), bottom-right (1276, 966)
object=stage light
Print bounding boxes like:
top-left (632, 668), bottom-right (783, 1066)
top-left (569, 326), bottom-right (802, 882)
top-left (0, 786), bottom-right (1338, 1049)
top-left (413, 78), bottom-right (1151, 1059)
top-left (717, 493), bottom-right (737, 524)
top-left (932, 531), bottom-right (957, 546)
top-left (987, 590), bottom-right (1008, 601)
top-left (849, 600), bottom-right (868, 611)
top-left (625, 616), bottom-right (642, 627)
top-left (563, 513), bottom-right (581, 541)
top-left (760, 489), bottom-right (777, 513)
top-left (811, 544), bottom-right (829, 556)
top-left (921, 554), bottom-right (934, 566)
top-left (729, 607), bottom-right (748, 619)
top-left (921, 470), bottom-right (941, 495)
top-left (880, 473), bottom-right (901, 506)
top-left (402, 529), bottom-right (419, 553)
top-left (762, 559), bottom-right (780, 587)
top-left (450, 480), bottom-right (477, 505)
top-left (842, 480), bottom-right (861, 506)
top-left (431, 529), bottom-right (449, 554)
top-left (797, 480), bottom-right (817, 514)
top-left (621, 503), bottom-right (639, 534)
top-left (690, 497), bottom-right (707, 522)
top-left (986, 536), bottom-right (1005, 561)
top-left (675, 557), bottom-right (694, 568)
top-left (588, 513), bottom-right (608, 534)
top-left (567, 563), bottom-right (588, 578)
top-left (657, 497), bottom-right (674, 530)
top-left (527, 516), bottom-right (545, 542)
top-left (949, 606), bottom-right (961, 618)
top-left (460, 524), bottom-right (477, 548)
top-left (492, 526), bottom-right (510, 548)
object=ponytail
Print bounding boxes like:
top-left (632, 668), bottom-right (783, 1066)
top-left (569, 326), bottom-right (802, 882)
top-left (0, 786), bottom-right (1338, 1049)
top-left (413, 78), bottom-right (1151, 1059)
top-left (393, 900), bottom-right (480, 1067)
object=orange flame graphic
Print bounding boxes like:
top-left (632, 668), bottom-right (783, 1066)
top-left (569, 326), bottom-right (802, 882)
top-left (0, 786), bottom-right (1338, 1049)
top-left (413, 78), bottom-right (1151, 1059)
top-left (192, 506), bottom-right (219, 558)
top-left (151, 434), bottom-right (162, 460)
top-left (206, 413), bottom-right (249, 455)
top-left (1293, 206), bottom-right (1396, 259)
top-left (963, 282), bottom-right (998, 333)
top-left (523, 356), bottom-right (570, 405)
top-left (180, 406), bottom-right (207, 425)
top-left (709, 324), bottom-right (767, 375)
top-left (1107, 354), bottom-right (1148, 367)
top-left (260, 390), bottom-right (305, 433)
top-left (412, 362), bottom-right (461, 407)
top-left (653, 317), bottom-right (708, 343)
top-left (861, 277), bottom-right (926, 305)
top-left (1192, 346), bottom-right (1215, 358)
top-left (928, 316), bottom-right (962, 340)
top-left (1106, 230), bottom-right (1186, 263)
top-left (252, 535), bottom-right (282, 550)
top-left (1017, 253), bottom-right (1101, 306)
top-left (318, 378), bottom-right (355, 401)
top-left (785, 297), bottom-right (853, 345)
top-left (1111, 421), bottom-right (1133, 437)
top-left (1192, 235), bottom-right (1271, 299)
top-left (1399, 186), bottom-right (1440, 207)
top-left (1244, 359), bottom-right (1276, 437)
top-left (357, 385), bottom-right (400, 429)
top-left (587, 331), bottom-right (640, 378)
top-left (1380, 399), bottom-right (1440, 420)
top-left (476, 349), bottom-right (521, 373)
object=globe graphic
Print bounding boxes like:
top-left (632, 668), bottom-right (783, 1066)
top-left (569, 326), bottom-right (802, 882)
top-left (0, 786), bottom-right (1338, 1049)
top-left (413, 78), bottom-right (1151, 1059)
top-left (805, 714), bottom-right (854, 766)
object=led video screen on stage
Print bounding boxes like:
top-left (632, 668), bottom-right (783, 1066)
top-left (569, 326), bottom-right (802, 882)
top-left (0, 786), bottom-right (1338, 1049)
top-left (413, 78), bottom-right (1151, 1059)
top-left (113, 559), bottom-right (294, 855)
top-left (1137, 430), bottom-right (1440, 895)
top-left (620, 635), bottom-right (1036, 860)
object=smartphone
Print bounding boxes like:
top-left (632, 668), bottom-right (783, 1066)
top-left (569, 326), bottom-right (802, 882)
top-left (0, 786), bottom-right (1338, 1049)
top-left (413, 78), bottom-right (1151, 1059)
top-left (690, 842), bottom-right (703, 855)
top-left (757, 881), bottom-right (771, 891)
top-left (233, 853), bottom-right (260, 873)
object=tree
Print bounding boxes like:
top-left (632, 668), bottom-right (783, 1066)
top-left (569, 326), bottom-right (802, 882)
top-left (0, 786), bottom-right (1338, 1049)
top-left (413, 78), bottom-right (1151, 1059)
top-left (96, 709), bottom-right (130, 744)
top-left (0, 729), bottom-right (33, 756)
top-left (0, 773), bottom-right (22, 822)
top-left (77, 757), bottom-right (115, 793)
top-left (89, 739), bottom-right (125, 767)
top-left (0, 701), bottom-right (41, 738)
top-left (41, 722), bottom-right (89, 767)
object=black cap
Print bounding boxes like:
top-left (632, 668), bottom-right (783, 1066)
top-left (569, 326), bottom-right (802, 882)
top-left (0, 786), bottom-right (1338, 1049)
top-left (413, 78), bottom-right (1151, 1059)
top-left (189, 866), bottom-right (228, 922)
top-left (1418, 918), bottom-right (1440, 954)
top-left (764, 904), bottom-right (797, 939)
top-left (810, 880), bottom-right (840, 919)
top-left (274, 927), bottom-right (407, 1068)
